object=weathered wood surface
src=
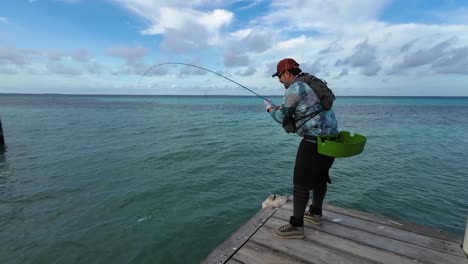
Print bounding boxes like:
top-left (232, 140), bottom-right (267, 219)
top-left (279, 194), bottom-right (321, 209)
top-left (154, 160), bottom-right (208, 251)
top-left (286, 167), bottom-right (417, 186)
top-left (283, 203), bottom-right (464, 257)
top-left (275, 208), bottom-right (464, 264)
top-left (322, 203), bottom-right (462, 244)
top-left (203, 202), bottom-right (468, 264)
top-left (201, 207), bottom-right (277, 264)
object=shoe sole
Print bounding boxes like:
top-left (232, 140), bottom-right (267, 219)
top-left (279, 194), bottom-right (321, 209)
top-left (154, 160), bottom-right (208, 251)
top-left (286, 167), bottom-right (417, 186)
top-left (304, 216), bottom-right (322, 225)
top-left (272, 230), bottom-right (304, 239)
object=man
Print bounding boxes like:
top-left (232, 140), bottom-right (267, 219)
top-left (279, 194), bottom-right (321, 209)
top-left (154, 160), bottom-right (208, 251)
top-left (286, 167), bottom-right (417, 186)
top-left (265, 58), bottom-right (338, 239)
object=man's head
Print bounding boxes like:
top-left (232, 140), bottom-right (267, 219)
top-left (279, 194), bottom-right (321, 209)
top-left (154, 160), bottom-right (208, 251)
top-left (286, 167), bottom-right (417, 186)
top-left (272, 58), bottom-right (302, 88)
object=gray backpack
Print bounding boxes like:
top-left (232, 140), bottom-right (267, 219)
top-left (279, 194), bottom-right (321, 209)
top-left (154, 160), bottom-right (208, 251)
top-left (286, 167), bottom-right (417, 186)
top-left (294, 73), bottom-right (335, 110)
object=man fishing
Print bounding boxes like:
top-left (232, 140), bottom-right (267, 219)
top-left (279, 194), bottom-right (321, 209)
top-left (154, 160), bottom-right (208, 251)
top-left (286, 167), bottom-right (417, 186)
top-left (264, 58), bottom-right (338, 239)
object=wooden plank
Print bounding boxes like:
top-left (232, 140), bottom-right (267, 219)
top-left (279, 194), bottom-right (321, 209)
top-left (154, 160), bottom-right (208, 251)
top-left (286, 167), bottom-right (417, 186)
top-left (282, 203), bottom-right (464, 257)
top-left (201, 207), bottom-right (277, 264)
top-left (226, 259), bottom-right (243, 264)
top-left (274, 208), bottom-right (467, 264)
top-left (232, 241), bottom-right (309, 264)
top-left (250, 220), bottom-right (376, 264)
top-left (322, 203), bottom-right (462, 244)
top-left (265, 217), bottom-right (418, 264)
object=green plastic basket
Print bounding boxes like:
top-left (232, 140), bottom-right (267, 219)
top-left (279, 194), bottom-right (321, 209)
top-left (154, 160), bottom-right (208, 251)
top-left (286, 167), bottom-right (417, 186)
top-left (317, 131), bottom-right (366, 158)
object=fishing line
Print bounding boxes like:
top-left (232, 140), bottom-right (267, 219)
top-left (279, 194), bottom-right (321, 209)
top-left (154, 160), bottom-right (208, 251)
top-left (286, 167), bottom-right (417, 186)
top-left (137, 62), bottom-right (271, 101)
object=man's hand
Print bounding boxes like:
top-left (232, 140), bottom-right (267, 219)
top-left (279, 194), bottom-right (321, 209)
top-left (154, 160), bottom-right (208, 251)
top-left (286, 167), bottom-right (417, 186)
top-left (264, 100), bottom-right (275, 112)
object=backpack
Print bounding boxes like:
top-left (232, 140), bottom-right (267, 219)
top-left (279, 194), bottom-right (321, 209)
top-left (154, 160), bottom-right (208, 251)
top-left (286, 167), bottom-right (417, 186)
top-left (294, 73), bottom-right (335, 110)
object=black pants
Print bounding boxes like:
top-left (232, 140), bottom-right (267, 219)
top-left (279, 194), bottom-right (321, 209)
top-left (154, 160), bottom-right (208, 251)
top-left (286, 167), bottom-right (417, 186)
top-left (289, 139), bottom-right (334, 227)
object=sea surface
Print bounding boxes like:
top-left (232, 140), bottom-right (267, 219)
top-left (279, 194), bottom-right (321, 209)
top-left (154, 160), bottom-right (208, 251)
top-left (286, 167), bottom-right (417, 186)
top-left (0, 94), bottom-right (467, 263)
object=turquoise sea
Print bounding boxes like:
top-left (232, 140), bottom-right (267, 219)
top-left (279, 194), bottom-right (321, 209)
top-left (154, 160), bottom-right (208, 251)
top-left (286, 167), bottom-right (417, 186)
top-left (1, 94), bottom-right (467, 263)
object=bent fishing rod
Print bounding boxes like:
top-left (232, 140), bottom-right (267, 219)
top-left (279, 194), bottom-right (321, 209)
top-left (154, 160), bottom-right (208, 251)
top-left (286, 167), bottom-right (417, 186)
top-left (137, 62), bottom-right (271, 102)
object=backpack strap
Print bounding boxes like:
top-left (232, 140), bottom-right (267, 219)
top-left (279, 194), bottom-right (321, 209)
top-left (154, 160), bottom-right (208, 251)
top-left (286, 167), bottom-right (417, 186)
top-left (282, 89), bottom-right (324, 133)
top-left (293, 73), bottom-right (335, 110)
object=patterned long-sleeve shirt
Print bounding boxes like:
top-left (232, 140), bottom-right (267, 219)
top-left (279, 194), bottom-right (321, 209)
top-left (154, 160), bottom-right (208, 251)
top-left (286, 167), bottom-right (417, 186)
top-left (269, 81), bottom-right (338, 137)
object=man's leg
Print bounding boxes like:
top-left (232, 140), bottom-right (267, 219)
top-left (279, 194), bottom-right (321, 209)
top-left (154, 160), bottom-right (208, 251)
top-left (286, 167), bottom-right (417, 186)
top-left (293, 185), bottom-right (309, 223)
top-left (309, 181), bottom-right (327, 215)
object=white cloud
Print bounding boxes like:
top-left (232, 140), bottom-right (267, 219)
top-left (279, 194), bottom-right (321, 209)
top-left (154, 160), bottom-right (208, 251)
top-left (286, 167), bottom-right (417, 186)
top-left (224, 48), bottom-right (250, 67)
top-left (242, 30), bottom-right (273, 52)
top-left (160, 23), bottom-right (210, 53)
top-left (47, 50), bottom-right (65, 61)
top-left (231, 29), bottom-right (252, 39)
top-left (111, 1), bottom-right (233, 35)
top-left (86, 61), bottom-right (102, 74)
top-left (276, 35), bottom-right (308, 49)
top-left (140, 7), bottom-right (189, 35)
top-left (0, 66), bottom-right (17, 74)
top-left (236, 66), bottom-right (256, 76)
top-left (0, 45), bottom-right (32, 67)
top-left (250, 6), bottom-right (468, 81)
top-left (179, 66), bottom-right (207, 76)
top-left (0, 45), bottom-right (104, 77)
top-left (0, 17), bottom-right (7, 23)
top-left (336, 41), bottom-right (381, 76)
top-left (71, 49), bottom-right (90, 63)
top-left (45, 49), bottom-right (90, 63)
top-left (110, 0), bottom-right (234, 58)
top-left (107, 45), bottom-right (149, 75)
top-left (198, 9), bottom-right (233, 32)
top-left (264, 0), bottom-right (391, 33)
top-left (222, 27), bottom-right (275, 69)
top-left (47, 62), bottom-right (82, 76)
top-left (107, 45), bottom-right (147, 64)
top-left (4, 0), bottom-right (468, 95)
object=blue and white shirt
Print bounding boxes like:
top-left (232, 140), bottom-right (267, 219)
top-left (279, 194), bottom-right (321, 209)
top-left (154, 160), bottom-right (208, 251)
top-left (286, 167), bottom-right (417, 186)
top-left (269, 81), bottom-right (338, 137)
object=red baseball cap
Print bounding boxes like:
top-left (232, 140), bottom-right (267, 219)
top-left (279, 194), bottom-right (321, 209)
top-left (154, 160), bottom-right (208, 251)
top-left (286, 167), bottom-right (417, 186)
top-left (272, 58), bottom-right (300, 77)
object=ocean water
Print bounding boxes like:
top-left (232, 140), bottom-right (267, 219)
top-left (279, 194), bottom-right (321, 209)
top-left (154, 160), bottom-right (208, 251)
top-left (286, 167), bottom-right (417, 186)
top-left (0, 94), bottom-right (467, 264)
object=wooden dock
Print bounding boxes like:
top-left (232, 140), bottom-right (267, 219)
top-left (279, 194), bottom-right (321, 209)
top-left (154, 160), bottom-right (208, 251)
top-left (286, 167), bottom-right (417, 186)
top-left (202, 200), bottom-right (467, 264)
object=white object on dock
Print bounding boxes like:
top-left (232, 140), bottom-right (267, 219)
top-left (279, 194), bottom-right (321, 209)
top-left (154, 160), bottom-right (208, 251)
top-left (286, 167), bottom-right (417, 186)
top-left (262, 194), bottom-right (288, 209)
top-left (388, 220), bottom-right (403, 226)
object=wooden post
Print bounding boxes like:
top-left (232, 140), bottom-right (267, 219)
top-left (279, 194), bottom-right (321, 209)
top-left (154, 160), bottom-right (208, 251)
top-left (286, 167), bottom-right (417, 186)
top-left (0, 115), bottom-right (4, 147)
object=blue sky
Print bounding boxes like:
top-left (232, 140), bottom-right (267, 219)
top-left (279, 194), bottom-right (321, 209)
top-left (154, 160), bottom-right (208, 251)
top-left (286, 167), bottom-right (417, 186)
top-left (1, 0), bottom-right (468, 96)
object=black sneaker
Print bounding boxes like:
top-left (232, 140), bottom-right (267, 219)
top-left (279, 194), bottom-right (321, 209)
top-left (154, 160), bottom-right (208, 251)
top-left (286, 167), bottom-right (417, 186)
top-left (272, 224), bottom-right (304, 239)
top-left (304, 212), bottom-right (322, 225)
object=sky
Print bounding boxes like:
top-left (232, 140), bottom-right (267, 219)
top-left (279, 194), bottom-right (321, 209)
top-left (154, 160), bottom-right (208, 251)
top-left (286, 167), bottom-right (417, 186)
top-left (1, 0), bottom-right (468, 96)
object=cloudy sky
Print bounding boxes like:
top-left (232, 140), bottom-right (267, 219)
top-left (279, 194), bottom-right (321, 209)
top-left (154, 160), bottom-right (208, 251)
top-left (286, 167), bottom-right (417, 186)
top-left (1, 0), bottom-right (468, 96)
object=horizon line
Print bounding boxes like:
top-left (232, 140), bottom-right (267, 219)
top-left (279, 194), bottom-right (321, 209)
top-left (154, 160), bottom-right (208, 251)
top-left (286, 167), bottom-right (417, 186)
top-left (0, 92), bottom-right (467, 98)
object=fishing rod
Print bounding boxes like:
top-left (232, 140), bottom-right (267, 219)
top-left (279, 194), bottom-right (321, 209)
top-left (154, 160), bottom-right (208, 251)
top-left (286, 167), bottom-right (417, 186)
top-left (137, 62), bottom-right (271, 101)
